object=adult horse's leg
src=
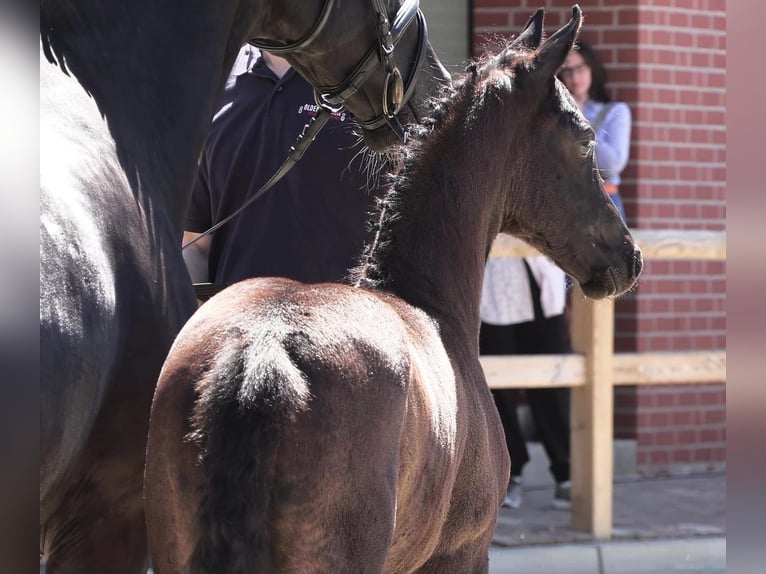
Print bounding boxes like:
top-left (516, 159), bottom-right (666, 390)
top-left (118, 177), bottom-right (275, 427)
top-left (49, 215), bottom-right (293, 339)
top-left (42, 382), bottom-right (156, 573)
top-left (43, 488), bottom-right (147, 574)
top-left (42, 332), bottom-right (171, 573)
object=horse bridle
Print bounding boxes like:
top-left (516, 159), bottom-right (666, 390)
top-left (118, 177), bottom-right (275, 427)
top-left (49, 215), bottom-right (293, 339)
top-left (183, 0), bottom-right (428, 254)
top-left (247, 0), bottom-right (429, 140)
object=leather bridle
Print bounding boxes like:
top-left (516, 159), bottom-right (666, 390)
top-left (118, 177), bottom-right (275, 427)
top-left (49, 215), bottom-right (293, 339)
top-left (248, 0), bottom-right (428, 140)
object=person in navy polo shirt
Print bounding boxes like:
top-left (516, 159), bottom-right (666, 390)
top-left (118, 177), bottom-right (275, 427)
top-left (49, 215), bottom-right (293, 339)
top-left (183, 46), bottom-right (385, 289)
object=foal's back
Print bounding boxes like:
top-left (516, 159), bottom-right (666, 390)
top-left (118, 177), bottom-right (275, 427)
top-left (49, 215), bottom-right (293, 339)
top-left (147, 276), bottom-right (503, 573)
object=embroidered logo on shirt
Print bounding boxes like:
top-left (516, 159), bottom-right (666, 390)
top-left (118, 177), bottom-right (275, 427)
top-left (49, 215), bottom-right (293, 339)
top-left (298, 103), bottom-right (347, 122)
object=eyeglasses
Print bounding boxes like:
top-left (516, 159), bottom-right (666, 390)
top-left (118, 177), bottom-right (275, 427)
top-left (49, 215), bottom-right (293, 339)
top-left (558, 63), bottom-right (588, 77)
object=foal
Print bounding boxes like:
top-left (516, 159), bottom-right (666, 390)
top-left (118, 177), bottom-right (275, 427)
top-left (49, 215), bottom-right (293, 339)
top-left (145, 6), bottom-right (642, 573)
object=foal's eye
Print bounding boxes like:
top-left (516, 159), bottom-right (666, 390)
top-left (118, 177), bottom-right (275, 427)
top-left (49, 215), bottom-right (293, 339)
top-left (578, 140), bottom-right (595, 159)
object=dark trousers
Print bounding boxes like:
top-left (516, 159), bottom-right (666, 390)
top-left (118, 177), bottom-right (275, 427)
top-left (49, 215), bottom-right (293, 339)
top-left (480, 264), bottom-right (571, 484)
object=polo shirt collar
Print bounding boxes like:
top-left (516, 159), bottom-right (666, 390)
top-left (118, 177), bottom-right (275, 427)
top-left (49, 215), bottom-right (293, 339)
top-left (248, 57), bottom-right (297, 84)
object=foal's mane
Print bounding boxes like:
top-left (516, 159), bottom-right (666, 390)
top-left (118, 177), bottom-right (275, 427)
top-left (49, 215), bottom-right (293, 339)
top-left (351, 42), bottom-right (534, 289)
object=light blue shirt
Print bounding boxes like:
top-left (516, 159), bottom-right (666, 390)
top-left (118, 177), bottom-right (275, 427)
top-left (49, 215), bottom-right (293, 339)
top-left (582, 100), bottom-right (631, 185)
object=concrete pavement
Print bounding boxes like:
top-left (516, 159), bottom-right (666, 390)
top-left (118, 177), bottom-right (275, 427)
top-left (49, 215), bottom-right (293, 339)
top-left (488, 469), bottom-right (726, 573)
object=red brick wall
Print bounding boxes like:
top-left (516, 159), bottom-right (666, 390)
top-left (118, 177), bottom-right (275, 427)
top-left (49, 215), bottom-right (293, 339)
top-left (473, 0), bottom-right (726, 476)
top-left (635, 383), bottom-right (726, 475)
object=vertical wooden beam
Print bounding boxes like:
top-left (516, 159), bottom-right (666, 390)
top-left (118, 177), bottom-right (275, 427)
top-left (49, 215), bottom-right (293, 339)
top-left (568, 285), bottom-right (615, 539)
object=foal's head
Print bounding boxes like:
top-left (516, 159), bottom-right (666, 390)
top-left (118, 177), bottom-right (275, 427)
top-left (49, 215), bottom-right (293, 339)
top-left (478, 6), bottom-right (641, 297)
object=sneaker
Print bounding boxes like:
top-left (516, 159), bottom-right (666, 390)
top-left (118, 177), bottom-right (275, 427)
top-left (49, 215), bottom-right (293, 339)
top-left (502, 477), bottom-right (523, 509)
top-left (552, 480), bottom-right (571, 510)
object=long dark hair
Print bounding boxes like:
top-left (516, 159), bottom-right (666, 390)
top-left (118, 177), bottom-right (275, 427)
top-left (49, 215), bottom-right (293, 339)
top-left (566, 40), bottom-right (611, 103)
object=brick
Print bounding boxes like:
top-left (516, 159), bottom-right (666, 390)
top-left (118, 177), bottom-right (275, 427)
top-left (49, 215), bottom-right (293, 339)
top-left (656, 431), bottom-right (675, 446)
top-left (678, 429), bottom-right (698, 444)
top-left (656, 279), bottom-right (684, 294)
top-left (649, 336), bottom-right (672, 351)
top-left (700, 428), bottom-right (720, 443)
top-left (691, 14), bottom-right (713, 29)
top-left (704, 410), bottom-right (726, 425)
top-left (674, 31), bottom-right (695, 47)
top-left (688, 317), bottom-right (708, 330)
top-left (618, 9), bottom-right (641, 25)
top-left (701, 204), bottom-right (724, 219)
top-left (638, 431), bottom-right (655, 447)
top-left (670, 298), bottom-right (692, 313)
top-left (693, 447), bottom-right (713, 462)
top-left (474, 11), bottom-right (509, 28)
top-left (668, 12), bottom-right (689, 27)
top-left (712, 447), bottom-right (726, 460)
top-left (678, 391), bottom-right (698, 407)
top-left (694, 298), bottom-right (715, 312)
top-left (693, 335), bottom-right (716, 349)
top-left (656, 392), bottom-right (678, 407)
top-left (672, 411), bottom-right (692, 426)
top-left (650, 450), bottom-right (670, 465)
top-left (672, 449), bottom-right (692, 463)
top-left (697, 34), bottom-right (718, 50)
top-left (637, 391), bottom-right (656, 408)
top-left (650, 412), bottom-right (670, 427)
top-left (700, 390), bottom-right (724, 405)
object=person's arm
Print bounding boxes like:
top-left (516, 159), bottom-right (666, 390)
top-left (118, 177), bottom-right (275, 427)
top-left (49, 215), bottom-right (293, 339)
top-left (184, 153), bottom-right (213, 285)
top-left (594, 102), bottom-right (631, 179)
top-left (182, 232), bottom-right (211, 284)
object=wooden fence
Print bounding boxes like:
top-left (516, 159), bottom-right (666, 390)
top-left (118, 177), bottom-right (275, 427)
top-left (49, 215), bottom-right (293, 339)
top-left (482, 229), bottom-right (726, 538)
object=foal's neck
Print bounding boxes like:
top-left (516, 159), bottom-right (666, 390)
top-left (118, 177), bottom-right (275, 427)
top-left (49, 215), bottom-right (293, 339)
top-left (360, 103), bottom-right (511, 345)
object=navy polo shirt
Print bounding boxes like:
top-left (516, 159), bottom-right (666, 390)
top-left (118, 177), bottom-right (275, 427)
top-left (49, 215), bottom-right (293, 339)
top-left (187, 57), bottom-right (381, 285)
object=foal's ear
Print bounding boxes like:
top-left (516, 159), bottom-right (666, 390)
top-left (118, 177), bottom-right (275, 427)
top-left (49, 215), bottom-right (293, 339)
top-left (510, 8), bottom-right (545, 51)
top-left (534, 5), bottom-right (582, 78)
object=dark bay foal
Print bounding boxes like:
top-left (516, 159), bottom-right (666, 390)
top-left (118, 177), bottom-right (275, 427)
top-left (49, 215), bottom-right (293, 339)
top-left (145, 6), bottom-right (641, 573)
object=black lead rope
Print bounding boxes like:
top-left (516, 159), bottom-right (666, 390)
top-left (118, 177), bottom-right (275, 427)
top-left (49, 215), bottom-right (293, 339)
top-left (182, 108), bottom-right (332, 250)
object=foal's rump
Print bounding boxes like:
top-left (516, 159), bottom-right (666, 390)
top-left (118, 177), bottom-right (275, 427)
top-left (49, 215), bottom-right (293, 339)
top-left (148, 277), bottom-right (462, 572)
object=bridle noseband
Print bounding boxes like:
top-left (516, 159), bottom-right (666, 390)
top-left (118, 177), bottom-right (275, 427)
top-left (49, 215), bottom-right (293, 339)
top-left (248, 0), bottom-right (428, 140)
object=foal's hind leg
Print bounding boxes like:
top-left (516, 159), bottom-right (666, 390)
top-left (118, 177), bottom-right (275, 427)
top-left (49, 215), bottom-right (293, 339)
top-left (269, 379), bottom-right (407, 574)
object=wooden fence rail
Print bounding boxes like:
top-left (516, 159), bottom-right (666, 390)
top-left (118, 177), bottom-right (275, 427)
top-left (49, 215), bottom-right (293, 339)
top-left (481, 229), bottom-right (726, 538)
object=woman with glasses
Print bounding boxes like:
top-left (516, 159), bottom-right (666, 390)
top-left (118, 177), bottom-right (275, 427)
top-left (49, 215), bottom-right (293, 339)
top-left (558, 40), bottom-right (631, 221)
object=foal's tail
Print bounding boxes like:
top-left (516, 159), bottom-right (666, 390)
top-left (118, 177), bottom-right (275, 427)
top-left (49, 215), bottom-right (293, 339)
top-left (189, 339), bottom-right (310, 573)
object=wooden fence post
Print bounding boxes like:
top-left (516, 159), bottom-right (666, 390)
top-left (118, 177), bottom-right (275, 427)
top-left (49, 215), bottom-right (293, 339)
top-left (569, 285), bottom-right (615, 539)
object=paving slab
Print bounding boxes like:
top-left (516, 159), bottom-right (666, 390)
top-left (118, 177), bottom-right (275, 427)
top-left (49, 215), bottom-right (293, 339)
top-left (489, 537), bottom-right (726, 574)
top-left (492, 473), bottom-right (725, 547)
top-left (600, 538), bottom-right (726, 574)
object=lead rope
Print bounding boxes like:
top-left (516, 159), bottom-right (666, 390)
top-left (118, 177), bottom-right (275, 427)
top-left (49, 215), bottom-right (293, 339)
top-left (182, 107), bottom-right (332, 250)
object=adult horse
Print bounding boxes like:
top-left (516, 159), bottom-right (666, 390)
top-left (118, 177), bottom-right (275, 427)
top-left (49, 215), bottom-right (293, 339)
top-left (39, 0), bottom-right (449, 571)
top-left (145, 6), bottom-right (642, 573)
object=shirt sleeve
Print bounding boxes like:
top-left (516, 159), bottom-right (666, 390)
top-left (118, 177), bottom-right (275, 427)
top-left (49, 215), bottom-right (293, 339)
top-left (594, 101), bottom-right (631, 181)
top-left (185, 158), bottom-right (213, 233)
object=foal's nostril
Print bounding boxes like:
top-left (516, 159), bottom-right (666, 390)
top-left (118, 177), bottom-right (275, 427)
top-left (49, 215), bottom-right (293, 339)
top-left (632, 248), bottom-right (643, 278)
